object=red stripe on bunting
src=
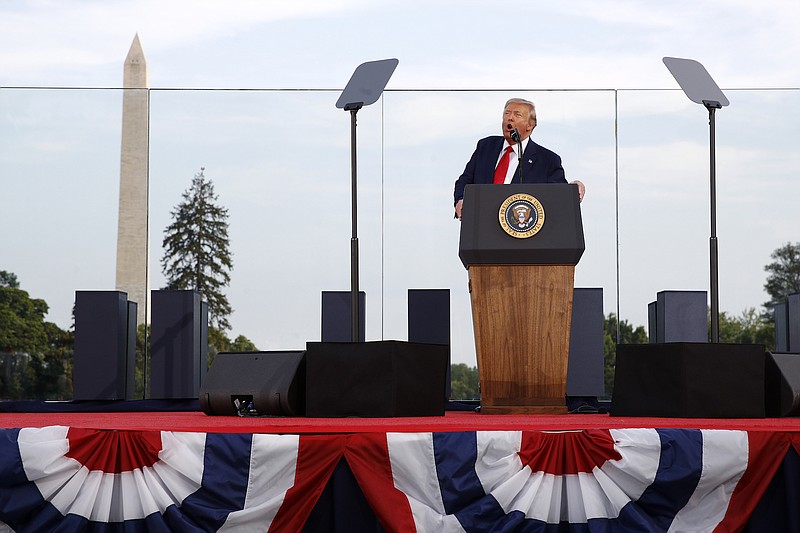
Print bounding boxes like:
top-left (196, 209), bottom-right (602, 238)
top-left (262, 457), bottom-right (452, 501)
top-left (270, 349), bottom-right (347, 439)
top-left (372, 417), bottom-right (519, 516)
top-left (713, 432), bottom-right (795, 532)
top-left (345, 433), bottom-right (418, 533)
top-left (65, 427), bottom-right (162, 473)
top-left (270, 435), bottom-right (347, 532)
top-left (517, 429), bottom-right (621, 475)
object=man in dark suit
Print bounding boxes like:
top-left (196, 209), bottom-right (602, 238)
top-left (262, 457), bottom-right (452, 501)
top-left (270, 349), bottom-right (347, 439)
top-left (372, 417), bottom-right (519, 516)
top-left (453, 98), bottom-right (585, 220)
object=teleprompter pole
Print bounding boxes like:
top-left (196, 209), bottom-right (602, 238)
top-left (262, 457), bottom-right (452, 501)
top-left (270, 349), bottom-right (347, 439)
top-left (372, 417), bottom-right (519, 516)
top-left (705, 100), bottom-right (722, 343)
top-left (335, 59), bottom-right (398, 343)
top-left (346, 103), bottom-right (362, 342)
top-left (663, 57), bottom-right (729, 343)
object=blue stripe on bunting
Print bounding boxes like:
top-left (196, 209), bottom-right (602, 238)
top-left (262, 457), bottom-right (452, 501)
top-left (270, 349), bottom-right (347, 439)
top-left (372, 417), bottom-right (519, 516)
top-left (431, 431), bottom-right (509, 532)
top-left (624, 428), bottom-right (703, 531)
top-left (173, 432), bottom-right (255, 531)
top-left (0, 428), bottom-right (60, 532)
top-left (433, 431), bottom-right (484, 514)
top-left (0, 428), bottom-right (26, 484)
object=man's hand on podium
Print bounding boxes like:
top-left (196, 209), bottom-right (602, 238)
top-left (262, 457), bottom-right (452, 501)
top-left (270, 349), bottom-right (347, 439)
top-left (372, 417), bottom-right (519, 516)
top-left (571, 180), bottom-right (586, 202)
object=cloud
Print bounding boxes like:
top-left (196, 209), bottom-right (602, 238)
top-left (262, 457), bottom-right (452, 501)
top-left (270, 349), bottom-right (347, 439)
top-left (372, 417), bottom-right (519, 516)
top-left (0, 0), bottom-right (366, 85)
top-left (3, 1), bottom-right (798, 89)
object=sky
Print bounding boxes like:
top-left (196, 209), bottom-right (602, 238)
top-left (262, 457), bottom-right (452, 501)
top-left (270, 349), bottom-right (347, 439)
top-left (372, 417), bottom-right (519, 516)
top-left (2, 0), bottom-right (799, 367)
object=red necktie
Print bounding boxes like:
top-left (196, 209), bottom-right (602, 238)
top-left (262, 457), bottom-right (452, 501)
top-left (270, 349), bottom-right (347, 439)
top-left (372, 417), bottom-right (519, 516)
top-left (493, 145), bottom-right (515, 184)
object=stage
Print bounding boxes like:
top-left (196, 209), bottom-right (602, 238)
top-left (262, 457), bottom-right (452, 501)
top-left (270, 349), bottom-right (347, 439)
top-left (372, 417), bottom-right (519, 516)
top-left (3, 407), bottom-right (800, 532)
top-left (2, 408), bottom-right (800, 433)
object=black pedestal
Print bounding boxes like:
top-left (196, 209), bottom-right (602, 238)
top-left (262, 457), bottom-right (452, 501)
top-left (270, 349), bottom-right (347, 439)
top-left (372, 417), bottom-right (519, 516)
top-left (612, 343), bottom-right (766, 418)
top-left (305, 340), bottom-right (448, 417)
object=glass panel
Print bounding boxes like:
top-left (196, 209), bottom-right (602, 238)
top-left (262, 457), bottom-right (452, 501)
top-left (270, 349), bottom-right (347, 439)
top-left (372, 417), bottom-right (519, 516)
top-left (381, 90), bottom-right (618, 369)
top-left (3, 85), bottom-right (798, 400)
top-left (616, 89), bottom-right (800, 329)
top-left (1, 88), bottom-right (122, 329)
top-left (148, 89), bottom-right (371, 350)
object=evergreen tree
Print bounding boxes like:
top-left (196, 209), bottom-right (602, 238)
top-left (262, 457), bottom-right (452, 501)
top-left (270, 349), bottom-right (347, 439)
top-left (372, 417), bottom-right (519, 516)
top-left (764, 242), bottom-right (800, 305)
top-left (161, 168), bottom-right (234, 330)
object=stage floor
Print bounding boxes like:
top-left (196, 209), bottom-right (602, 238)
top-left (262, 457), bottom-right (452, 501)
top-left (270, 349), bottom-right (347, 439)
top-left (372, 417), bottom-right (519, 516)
top-left (5, 408), bottom-right (800, 531)
top-left (2, 410), bottom-right (800, 434)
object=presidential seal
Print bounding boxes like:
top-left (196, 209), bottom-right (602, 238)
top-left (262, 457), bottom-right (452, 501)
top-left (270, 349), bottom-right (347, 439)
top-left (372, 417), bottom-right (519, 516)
top-left (498, 193), bottom-right (545, 238)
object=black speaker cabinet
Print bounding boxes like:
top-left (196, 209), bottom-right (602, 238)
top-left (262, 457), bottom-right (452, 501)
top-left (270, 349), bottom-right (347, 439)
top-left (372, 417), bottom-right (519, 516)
top-left (567, 288), bottom-right (604, 397)
top-left (649, 291), bottom-right (708, 343)
top-left (408, 289), bottom-right (451, 398)
top-left (774, 300), bottom-right (790, 353)
top-left (305, 340), bottom-right (448, 417)
top-left (321, 291), bottom-right (365, 342)
top-left (150, 290), bottom-right (206, 399)
top-left (790, 293), bottom-right (800, 353)
top-left (73, 291), bottom-right (137, 400)
top-left (612, 343), bottom-right (766, 418)
top-left (766, 352), bottom-right (800, 417)
top-left (200, 351), bottom-right (306, 416)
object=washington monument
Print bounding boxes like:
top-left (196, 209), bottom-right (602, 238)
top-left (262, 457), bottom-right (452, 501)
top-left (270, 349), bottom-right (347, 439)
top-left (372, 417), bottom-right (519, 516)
top-left (115, 34), bottom-right (150, 324)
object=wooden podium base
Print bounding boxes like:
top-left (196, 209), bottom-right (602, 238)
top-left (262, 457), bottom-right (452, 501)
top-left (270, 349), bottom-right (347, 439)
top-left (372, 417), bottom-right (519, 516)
top-left (480, 404), bottom-right (567, 415)
top-left (469, 264), bottom-right (574, 415)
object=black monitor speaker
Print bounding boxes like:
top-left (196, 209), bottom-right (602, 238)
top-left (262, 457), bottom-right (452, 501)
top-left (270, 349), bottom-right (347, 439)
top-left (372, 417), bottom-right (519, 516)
top-left (200, 351), bottom-right (306, 416)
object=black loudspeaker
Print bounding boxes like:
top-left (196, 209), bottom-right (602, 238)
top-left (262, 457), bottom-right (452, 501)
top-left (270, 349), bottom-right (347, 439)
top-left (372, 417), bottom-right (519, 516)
top-left (74, 291), bottom-right (137, 400)
top-left (566, 288), bottom-right (605, 397)
top-left (648, 291), bottom-right (708, 343)
top-left (305, 341), bottom-right (448, 417)
top-left (766, 352), bottom-right (800, 417)
top-left (321, 291), bottom-right (365, 342)
top-left (199, 351), bottom-right (306, 416)
top-left (408, 289), bottom-right (451, 398)
top-left (774, 300), bottom-right (790, 353)
top-left (150, 290), bottom-right (206, 399)
top-left (790, 293), bottom-right (800, 352)
top-left (611, 343), bottom-right (766, 418)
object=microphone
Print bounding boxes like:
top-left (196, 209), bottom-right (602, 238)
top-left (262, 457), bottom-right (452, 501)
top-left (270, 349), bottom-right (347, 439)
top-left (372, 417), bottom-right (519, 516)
top-left (508, 128), bottom-right (523, 183)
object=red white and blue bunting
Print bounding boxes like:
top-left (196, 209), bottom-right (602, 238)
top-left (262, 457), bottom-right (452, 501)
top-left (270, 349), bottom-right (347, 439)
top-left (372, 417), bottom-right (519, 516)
top-left (1, 426), bottom-right (797, 531)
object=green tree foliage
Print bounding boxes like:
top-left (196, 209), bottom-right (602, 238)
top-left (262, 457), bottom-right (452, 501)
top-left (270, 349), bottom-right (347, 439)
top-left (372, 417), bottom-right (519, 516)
top-left (450, 363), bottom-right (479, 400)
top-left (134, 323), bottom-right (150, 399)
top-left (0, 286), bottom-right (49, 355)
top-left (161, 168), bottom-right (234, 330)
top-left (718, 308), bottom-right (774, 350)
top-left (0, 278), bottom-right (72, 400)
top-left (230, 335), bottom-right (258, 352)
top-left (207, 326), bottom-right (231, 367)
top-left (764, 242), bottom-right (800, 305)
top-left (603, 313), bottom-right (648, 400)
top-left (206, 327), bottom-right (258, 366)
top-left (0, 270), bottom-right (20, 288)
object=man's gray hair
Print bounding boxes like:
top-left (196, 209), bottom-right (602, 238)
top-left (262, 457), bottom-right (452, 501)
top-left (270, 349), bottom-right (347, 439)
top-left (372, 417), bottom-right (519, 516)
top-left (504, 98), bottom-right (537, 126)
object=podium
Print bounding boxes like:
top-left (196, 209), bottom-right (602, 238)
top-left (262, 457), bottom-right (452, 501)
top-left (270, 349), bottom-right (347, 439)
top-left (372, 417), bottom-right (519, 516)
top-left (459, 184), bottom-right (584, 414)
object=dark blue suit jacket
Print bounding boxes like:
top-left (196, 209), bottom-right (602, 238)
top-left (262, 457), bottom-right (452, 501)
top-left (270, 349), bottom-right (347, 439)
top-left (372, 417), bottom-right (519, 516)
top-left (453, 135), bottom-right (566, 204)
